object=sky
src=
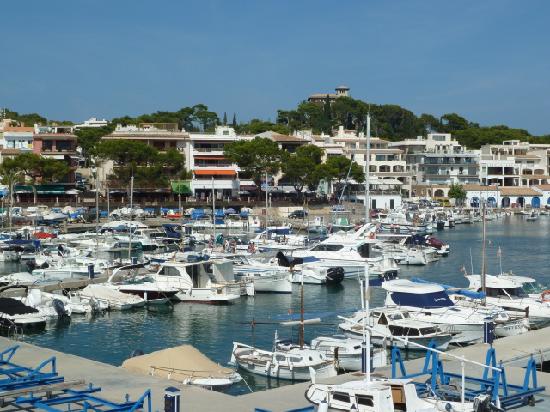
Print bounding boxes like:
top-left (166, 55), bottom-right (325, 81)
top-left (1, 0), bottom-right (549, 134)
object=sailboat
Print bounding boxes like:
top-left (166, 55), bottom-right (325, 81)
top-left (229, 259), bottom-right (337, 380)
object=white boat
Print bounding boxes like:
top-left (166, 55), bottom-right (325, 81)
top-left (339, 308), bottom-right (452, 351)
top-left (152, 260), bottom-right (246, 304)
top-left (78, 284), bottom-right (145, 310)
top-left (233, 262), bottom-right (292, 293)
top-left (526, 211), bottom-right (538, 221)
top-left (306, 378), bottom-right (480, 412)
top-left (0, 297), bottom-right (48, 332)
top-left (382, 279), bottom-right (527, 344)
top-left (229, 340), bottom-right (337, 381)
top-left (309, 335), bottom-right (387, 372)
top-left (461, 274), bottom-right (550, 329)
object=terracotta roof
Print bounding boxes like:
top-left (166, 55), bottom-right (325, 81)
top-left (34, 134), bottom-right (77, 140)
top-left (0, 148), bottom-right (23, 155)
top-left (499, 187), bottom-right (540, 196)
top-left (3, 126), bottom-right (34, 133)
top-left (270, 134), bottom-right (306, 143)
top-left (535, 184), bottom-right (550, 191)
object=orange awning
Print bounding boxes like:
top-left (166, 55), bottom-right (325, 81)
top-left (194, 155), bottom-right (226, 160)
top-left (194, 169), bottom-right (236, 176)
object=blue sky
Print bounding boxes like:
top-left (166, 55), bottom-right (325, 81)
top-left (1, 0), bottom-right (549, 134)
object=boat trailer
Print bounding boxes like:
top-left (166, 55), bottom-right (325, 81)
top-left (390, 342), bottom-right (545, 410)
top-left (0, 345), bottom-right (152, 411)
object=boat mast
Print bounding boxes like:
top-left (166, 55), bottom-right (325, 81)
top-left (128, 174), bottom-right (134, 261)
top-left (481, 199), bottom-right (487, 302)
top-left (364, 114), bottom-right (371, 226)
top-left (211, 176), bottom-right (215, 245)
top-left (265, 171), bottom-right (268, 243)
top-left (361, 264), bottom-right (371, 382)
top-left (299, 276), bottom-right (304, 349)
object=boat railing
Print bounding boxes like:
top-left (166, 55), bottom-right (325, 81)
top-left (149, 365), bottom-right (236, 379)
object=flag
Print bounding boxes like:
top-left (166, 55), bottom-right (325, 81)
top-left (497, 246), bottom-right (502, 257)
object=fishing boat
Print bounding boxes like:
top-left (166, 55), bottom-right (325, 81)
top-left (230, 335), bottom-right (337, 381)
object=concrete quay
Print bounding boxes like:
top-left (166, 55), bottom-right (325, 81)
top-left (3, 327), bottom-right (550, 411)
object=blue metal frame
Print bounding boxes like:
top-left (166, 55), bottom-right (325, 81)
top-left (15, 384), bottom-right (152, 412)
top-left (0, 345), bottom-right (62, 391)
top-left (0, 345), bottom-right (152, 412)
top-left (390, 345), bottom-right (545, 410)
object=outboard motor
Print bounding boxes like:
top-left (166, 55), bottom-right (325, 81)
top-left (52, 299), bottom-right (69, 318)
top-left (326, 267), bottom-right (345, 285)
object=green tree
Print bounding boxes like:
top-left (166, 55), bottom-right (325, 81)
top-left (75, 125), bottom-right (115, 166)
top-left (223, 112), bottom-right (228, 125)
top-left (315, 155), bottom-right (364, 197)
top-left (282, 145), bottom-right (324, 194)
top-left (236, 119), bottom-right (289, 135)
top-left (95, 140), bottom-right (186, 187)
top-left (0, 153), bottom-right (70, 203)
top-left (224, 137), bottom-right (285, 197)
top-left (440, 113), bottom-right (470, 132)
top-left (232, 113), bottom-right (237, 128)
top-left (448, 183), bottom-right (467, 205)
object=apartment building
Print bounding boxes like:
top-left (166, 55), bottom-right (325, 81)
top-left (479, 140), bottom-right (550, 187)
top-left (187, 126), bottom-right (251, 199)
top-left (33, 126), bottom-right (79, 183)
top-left (1, 126), bottom-right (34, 151)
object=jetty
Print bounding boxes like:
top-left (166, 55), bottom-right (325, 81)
top-left (3, 327), bottom-right (550, 411)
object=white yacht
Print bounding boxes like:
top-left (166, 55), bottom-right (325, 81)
top-left (461, 274), bottom-right (550, 329)
top-left (151, 260), bottom-right (247, 303)
top-left (382, 279), bottom-right (528, 344)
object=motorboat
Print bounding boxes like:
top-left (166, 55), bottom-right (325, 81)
top-left (526, 211), bottom-right (538, 221)
top-left (309, 335), bottom-right (386, 372)
top-left (339, 308), bottom-right (452, 351)
top-left (306, 378), bottom-right (481, 412)
top-left (77, 284), bottom-right (145, 310)
top-left (382, 279), bottom-right (527, 344)
top-left (461, 274), bottom-right (550, 329)
top-left (0, 297), bottom-right (47, 332)
top-left (151, 260), bottom-right (247, 304)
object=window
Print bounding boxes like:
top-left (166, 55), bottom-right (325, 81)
top-left (311, 244), bottom-right (343, 252)
top-left (332, 392), bottom-right (351, 404)
top-left (357, 243), bottom-right (370, 258)
top-left (158, 266), bottom-right (181, 276)
top-left (356, 395), bottom-right (374, 407)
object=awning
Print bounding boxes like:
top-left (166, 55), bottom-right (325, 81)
top-left (377, 178), bottom-right (403, 185)
top-left (194, 169), bottom-right (236, 176)
top-left (194, 155), bottom-right (226, 160)
top-left (14, 184), bottom-right (67, 194)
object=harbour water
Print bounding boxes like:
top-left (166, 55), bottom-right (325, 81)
top-left (8, 215), bottom-right (550, 395)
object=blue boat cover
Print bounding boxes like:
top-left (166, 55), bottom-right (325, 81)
top-left (390, 291), bottom-right (454, 308)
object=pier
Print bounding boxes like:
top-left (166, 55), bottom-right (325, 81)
top-left (3, 326), bottom-right (550, 411)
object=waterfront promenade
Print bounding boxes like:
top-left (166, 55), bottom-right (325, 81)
top-left (3, 326), bottom-right (550, 411)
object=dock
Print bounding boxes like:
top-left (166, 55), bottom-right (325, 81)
top-left (3, 326), bottom-right (550, 411)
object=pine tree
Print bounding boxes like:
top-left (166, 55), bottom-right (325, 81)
top-left (223, 112), bottom-right (227, 125)
top-left (232, 113), bottom-right (237, 128)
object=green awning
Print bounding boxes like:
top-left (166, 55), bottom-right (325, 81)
top-left (171, 180), bottom-right (192, 195)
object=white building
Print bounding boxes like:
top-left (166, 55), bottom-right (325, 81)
top-left (75, 117), bottom-right (109, 129)
top-left (0, 126), bottom-right (34, 151)
top-left (188, 126), bottom-right (251, 199)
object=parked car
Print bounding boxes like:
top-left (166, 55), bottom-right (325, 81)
top-left (288, 210), bottom-right (308, 219)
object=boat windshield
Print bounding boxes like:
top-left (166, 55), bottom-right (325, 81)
top-left (390, 291), bottom-right (454, 308)
top-left (521, 282), bottom-right (548, 295)
top-left (487, 287), bottom-right (528, 298)
top-left (311, 244), bottom-right (343, 252)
